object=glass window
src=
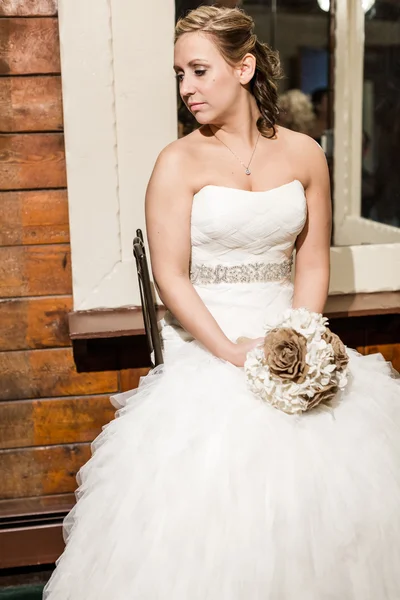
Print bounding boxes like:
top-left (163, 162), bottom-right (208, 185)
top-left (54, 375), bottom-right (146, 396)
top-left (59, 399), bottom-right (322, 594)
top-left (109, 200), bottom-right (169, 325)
top-left (174, 1), bottom-right (400, 246)
top-left (361, 0), bottom-right (400, 228)
top-left (243, 0), bottom-right (331, 142)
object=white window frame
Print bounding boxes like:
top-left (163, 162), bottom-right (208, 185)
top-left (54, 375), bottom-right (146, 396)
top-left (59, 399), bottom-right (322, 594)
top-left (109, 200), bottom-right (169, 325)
top-left (331, 0), bottom-right (400, 291)
top-left (60, 0), bottom-right (400, 312)
top-left (58, 0), bottom-right (177, 311)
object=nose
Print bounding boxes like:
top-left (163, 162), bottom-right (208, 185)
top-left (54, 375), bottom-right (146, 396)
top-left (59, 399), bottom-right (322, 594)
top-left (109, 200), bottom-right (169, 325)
top-left (180, 77), bottom-right (196, 98)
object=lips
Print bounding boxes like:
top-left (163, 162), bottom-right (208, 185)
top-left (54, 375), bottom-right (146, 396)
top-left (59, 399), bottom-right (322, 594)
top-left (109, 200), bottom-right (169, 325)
top-left (188, 102), bottom-right (205, 110)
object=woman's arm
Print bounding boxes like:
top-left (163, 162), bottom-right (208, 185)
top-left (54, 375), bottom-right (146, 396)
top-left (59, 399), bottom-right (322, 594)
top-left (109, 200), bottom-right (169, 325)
top-left (292, 138), bottom-right (332, 313)
top-left (145, 143), bottom-right (258, 366)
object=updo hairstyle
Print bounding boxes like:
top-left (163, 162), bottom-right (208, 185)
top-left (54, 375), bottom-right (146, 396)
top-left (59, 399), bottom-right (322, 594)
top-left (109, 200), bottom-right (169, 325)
top-left (175, 5), bottom-right (282, 138)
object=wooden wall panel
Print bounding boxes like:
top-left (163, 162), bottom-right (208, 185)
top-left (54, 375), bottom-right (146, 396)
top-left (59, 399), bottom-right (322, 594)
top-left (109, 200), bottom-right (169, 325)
top-left (0, 134), bottom-right (66, 190)
top-left (0, 297), bottom-right (72, 351)
top-left (0, 244), bottom-right (71, 298)
top-left (0, 348), bottom-right (119, 401)
top-left (0, 396), bottom-right (115, 450)
top-left (0, 1), bottom-right (58, 17)
top-left (0, 18), bottom-right (60, 75)
top-left (0, 522), bottom-right (66, 569)
top-left (0, 2), bottom-right (130, 542)
top-left (1, 444), bottom-right (91, 499)
top-left (0, 190), bottom-right (69, 246)
top-left (0, 493), bottom-right (74, 518)
top-left (119, 368), bottom-right (150, 392)
top-left (0, 76), bottom-right (63, 132)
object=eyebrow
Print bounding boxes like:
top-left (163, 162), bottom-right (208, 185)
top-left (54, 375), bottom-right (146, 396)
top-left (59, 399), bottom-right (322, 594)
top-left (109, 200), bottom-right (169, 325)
top-left (173, 58), bottom-right (209, 71)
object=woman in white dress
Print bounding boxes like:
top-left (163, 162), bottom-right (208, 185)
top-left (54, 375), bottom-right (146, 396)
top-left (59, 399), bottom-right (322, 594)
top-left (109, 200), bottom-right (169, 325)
top-left (44, 6), bottom-right (400, 599)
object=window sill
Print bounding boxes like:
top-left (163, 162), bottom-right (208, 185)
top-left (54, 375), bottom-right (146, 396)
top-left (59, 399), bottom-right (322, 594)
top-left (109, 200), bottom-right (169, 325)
top-left (69, 292), bottom-right (400, 340)
top-left (68, 292), bottom-right (400, 372)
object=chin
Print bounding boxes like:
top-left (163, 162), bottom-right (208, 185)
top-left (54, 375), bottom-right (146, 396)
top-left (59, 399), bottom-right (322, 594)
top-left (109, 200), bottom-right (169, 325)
top-left (194, 113), bottom-right (211, 125)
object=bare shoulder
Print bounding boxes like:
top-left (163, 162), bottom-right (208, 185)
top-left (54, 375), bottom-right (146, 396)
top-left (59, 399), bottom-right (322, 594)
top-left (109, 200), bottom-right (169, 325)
top-left (277, 126), bottom-right (328, 188)
top-left (147, 139), bottom-right (189, 200)
top-left (157, 127), bottom-right (204, 161)
top-left (149, 129), bottom-right (203, 191)
top-left (145, 131), bottom-right (207, 216)
top-left (152, 136), bottom-right (190, 174)
top-left (287, 129), bottom-right (326, 165)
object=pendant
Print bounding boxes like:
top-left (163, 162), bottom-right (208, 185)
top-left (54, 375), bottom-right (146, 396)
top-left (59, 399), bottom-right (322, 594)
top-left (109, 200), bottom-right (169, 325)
top-left (245, 168), bottom-right (251, 175)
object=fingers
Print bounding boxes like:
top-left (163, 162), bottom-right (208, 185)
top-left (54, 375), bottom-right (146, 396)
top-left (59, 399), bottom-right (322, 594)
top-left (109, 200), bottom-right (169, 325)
top-left (236, 336), bottom-right (251, 344)
top-left (236, 336), bottom-right (264, 346)
top-left (251, 337), bottom-right (265, 349)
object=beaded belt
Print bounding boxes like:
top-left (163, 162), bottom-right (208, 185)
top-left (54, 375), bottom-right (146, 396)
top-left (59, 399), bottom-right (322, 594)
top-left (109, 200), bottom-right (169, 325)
top-left (190, 256), bottom-right (293, 285)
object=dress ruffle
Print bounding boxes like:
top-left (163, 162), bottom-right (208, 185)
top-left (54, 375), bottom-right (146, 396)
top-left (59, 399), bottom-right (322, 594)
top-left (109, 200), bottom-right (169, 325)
top-left (44, 341), bottom-right (400, 600)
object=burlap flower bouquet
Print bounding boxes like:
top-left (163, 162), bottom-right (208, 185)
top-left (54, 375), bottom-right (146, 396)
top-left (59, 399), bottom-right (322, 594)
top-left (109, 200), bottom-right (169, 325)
top-left (244, 308), bottom-right (350, 415)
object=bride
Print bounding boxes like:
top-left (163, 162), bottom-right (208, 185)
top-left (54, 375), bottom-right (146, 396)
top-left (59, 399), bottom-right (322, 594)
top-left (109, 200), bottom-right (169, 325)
top-left (44, 6), bottom-right (400, 599)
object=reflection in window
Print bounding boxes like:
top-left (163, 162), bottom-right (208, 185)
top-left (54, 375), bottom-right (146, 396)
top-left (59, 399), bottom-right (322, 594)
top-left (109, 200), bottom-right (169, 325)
top-left (361, 0), bottom-right (400, 227)
top-left (243, 0), bottom-right (331, 144)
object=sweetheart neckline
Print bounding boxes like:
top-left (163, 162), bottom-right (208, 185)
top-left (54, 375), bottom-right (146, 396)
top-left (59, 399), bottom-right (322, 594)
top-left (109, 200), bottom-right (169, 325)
top-left (193, 179), bottom-right (304, 199)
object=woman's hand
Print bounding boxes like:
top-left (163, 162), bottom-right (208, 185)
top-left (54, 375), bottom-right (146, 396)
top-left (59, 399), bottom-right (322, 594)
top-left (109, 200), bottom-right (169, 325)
top-left (227, 337), bottom-right (265, 367)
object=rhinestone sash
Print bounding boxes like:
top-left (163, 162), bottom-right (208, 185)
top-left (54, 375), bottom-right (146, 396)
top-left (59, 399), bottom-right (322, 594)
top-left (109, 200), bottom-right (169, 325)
top-left (190, 256), bottom-right (293, 285)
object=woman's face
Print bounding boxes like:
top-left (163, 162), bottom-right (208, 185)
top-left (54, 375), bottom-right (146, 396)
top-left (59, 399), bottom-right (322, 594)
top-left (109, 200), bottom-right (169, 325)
top-left (174, 32), bottom-right (241, 125)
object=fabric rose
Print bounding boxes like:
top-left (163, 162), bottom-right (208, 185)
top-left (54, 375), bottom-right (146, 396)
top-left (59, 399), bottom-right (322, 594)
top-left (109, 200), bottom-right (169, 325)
top-left (307, 382), bottom-right (338, 410)
top-left (263, 327), bottom-right (308, 383)
top-left (323, 329), bottom-right (349, 371)
top-left (245, 309), bottom-right (350, 415)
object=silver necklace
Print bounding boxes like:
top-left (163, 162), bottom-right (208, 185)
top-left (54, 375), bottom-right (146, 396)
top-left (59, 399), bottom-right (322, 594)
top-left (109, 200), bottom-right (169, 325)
top-left (212, 129), bottom-right (260, 175)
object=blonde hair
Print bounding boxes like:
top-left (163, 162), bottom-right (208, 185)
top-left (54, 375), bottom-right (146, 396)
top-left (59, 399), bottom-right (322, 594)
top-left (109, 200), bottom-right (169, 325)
top-left (277, 89), bottom-right (316, 135)
top-left (175, 6), bottom-right (282, 138)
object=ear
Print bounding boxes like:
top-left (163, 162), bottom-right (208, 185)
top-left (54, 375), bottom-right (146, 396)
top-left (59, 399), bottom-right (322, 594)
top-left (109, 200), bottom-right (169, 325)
top-left (237, 53), bottom-right (256, 85)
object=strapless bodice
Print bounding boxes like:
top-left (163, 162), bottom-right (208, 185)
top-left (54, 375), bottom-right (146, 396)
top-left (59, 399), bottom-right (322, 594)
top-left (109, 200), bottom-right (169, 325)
top-left (191, 180), bottom-right (307, 269)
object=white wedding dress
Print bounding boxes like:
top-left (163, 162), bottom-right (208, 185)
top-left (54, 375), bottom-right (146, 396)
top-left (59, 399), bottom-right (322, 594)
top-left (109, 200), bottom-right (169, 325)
top-left (44, 180), bottom-right (400, 599)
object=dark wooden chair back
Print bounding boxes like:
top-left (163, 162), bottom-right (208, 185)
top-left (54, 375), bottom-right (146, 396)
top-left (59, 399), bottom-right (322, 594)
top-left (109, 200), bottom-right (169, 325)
top-left (133, 229), bottom-right (164, 367)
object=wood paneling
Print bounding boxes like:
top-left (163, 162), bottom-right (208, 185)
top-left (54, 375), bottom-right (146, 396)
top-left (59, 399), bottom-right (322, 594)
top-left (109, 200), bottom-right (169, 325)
top-left (0, 523), bottom-right (65, 569)
top-left (0, 348), bottom-right (119, 401)
top-left (0, 244), bottom-right (71, 298)
top-left (0, 1), bottom-right (58, 17)
top-left (0, 190), bottom-right (69, 246)
top-left (0, 133), bottom-right (66, 190)
top-left (0, 396), bottom-right (115, 449)
top-left (1, 444), bottom-right (91, 499)
top-left (0, 296), bottom-right (72, 351)
top-left (0, 18), bottom-right (60, 75)
top-left (0, 76), bottom-right (63, 132)
top-left (119, 368), bottom-right (150, 392)
top-left (0, 493), bottom-right (74, 519)
top-left (0, 4), bottom-right (121, 563)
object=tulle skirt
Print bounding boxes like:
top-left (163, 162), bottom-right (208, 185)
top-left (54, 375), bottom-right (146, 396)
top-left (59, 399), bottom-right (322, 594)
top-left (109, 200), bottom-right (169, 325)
top-left (43, 331), bottom-right (400, 599)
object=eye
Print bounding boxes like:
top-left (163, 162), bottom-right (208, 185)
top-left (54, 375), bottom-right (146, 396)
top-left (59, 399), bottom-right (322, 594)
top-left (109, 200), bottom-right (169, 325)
top-left (175, 73), bottom-right (184, 82)
top-left (195, 69), bottom-right (206, 76)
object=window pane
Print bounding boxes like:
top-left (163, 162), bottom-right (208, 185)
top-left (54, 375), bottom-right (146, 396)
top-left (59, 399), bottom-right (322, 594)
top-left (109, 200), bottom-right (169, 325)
top-left (243, 0), bottom-right (331, 142)
top-left (362, 0), bottom-right (400, 227)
